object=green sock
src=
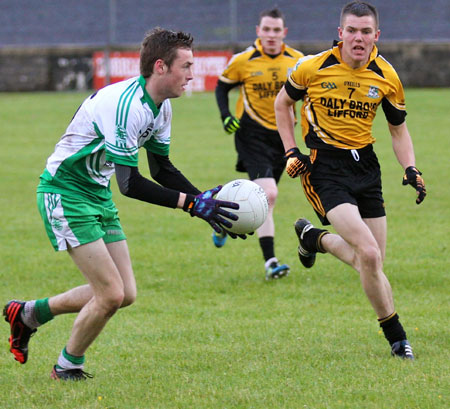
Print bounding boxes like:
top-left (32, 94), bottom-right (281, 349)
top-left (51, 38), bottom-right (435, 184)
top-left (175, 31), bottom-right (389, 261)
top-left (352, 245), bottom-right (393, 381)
top-left (35, 298), bottom-right (54, 325)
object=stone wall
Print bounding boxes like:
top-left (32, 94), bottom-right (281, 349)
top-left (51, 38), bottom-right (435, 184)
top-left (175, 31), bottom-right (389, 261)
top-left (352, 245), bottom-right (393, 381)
top-left (0, 42), bottom-right (449, 92)
top-left (0, 47), bottom-right (93, 92)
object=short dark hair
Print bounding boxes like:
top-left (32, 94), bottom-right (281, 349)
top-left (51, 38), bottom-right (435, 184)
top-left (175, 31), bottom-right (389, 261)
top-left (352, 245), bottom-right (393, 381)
top-left (340, 1), bottom-right (379, 29)
top-left (259, 7), bottom-right (285, 26)
top-left (140, 27), bottom-right (194, 78)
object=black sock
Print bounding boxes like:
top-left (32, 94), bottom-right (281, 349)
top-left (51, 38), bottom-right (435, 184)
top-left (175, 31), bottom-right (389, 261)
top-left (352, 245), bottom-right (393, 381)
top-left (303, 228), bottom-right (329, 253)
top-left (378, 312), bottom-right (407, 345)
top-left (259, 236), bottom-right (275, 261)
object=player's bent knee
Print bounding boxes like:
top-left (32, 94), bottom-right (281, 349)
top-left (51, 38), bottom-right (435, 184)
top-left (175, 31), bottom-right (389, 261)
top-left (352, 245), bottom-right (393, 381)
top-left (357, 244), bottom-right (382, 270)
top-left (97, 290), bottom-right (125, 317)
top-left (121, 289), bottom-right (137, 308)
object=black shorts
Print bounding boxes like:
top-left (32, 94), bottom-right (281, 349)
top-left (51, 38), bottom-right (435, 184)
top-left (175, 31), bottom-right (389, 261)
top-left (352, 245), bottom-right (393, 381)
top-left (234, 114), bottom-right (286, 183)
top-left (301, 144), bottom-right (386, 226)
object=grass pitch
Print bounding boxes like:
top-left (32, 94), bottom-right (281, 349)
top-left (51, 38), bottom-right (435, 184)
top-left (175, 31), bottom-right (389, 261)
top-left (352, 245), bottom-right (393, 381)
top-left (0, 89), bottom-right (449, 409)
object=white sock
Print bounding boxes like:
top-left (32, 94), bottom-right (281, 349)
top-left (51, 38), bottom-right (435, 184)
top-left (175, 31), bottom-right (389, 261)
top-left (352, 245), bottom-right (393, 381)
top-left (265, 257), bottom-right (278, 269)
top-left (20, 300), bottom-right (40, 329)
top-left (57, 350), bottom-right (84, 370)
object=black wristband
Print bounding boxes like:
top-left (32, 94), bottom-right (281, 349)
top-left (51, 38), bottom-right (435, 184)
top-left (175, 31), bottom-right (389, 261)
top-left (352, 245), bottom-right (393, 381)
top-left (406, 165), bottom-right (421, 175)
top-left (183, 193), bottom-right (196, 213)
top-left (285, 147), bottom-right (300, 155)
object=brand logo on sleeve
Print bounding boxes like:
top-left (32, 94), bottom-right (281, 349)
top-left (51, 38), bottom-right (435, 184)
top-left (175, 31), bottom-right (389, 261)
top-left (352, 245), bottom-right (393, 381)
top-left (115, 125), bottom-right (128, 148)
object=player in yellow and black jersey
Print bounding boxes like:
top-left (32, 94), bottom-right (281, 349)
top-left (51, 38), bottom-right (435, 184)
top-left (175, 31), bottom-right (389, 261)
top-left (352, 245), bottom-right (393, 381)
top-left (214, 7), bottom-right (304, 280)
top-left (275, 1), bottom-right (427, 359)
top-left (285, 42), bottom-right (407, 150)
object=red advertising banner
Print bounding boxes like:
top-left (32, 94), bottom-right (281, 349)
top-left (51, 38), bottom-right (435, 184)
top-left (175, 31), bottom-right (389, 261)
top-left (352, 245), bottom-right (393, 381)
top-left (93, 50), bottom-right (232, 91)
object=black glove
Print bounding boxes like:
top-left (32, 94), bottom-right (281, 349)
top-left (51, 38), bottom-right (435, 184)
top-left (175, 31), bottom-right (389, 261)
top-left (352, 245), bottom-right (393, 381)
top-left (284, 147), bottom-right (311, 178)
top-left (402, 166), bottom-right (426, 204)
top-left (184, 186), bottom-right (239, 232)
top-left (223, 115), bottom-right (240, 134)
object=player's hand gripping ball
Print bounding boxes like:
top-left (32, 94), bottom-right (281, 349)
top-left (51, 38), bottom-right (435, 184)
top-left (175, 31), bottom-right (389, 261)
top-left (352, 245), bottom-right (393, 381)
top-left (185, 186), bottom-right (238, 232)
top-left (216, 179), bottom-right (269, 234)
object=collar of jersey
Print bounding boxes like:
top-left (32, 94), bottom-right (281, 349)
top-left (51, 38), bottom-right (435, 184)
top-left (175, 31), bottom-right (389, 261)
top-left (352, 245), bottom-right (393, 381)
top-left (138, 75), bottom-right (160, 116)
top-left (332, 41), bottom-right (379, 71)
top-left (254, 38), bottom-right (286, 58)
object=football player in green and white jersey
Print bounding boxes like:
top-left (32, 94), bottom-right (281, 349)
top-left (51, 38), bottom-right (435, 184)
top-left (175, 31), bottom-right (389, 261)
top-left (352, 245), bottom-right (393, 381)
top-left (3, 28), bottom-right (246, 381)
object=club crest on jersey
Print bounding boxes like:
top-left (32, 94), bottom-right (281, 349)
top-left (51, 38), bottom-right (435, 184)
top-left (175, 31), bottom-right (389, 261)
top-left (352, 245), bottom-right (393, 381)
top-left (367, 86), bottom-right (380, 99)
top-left (115, 125), bottom-right (127, 148)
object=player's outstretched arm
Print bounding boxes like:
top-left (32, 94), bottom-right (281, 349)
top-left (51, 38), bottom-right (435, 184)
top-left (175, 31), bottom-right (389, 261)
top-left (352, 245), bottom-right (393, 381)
top-left (388, 122), bottom-right (427, 204)
top-left (147, 151), bottom-right (201, 195)
top-left (115, 163), bottom-right (180, 207)
top-left (116, 165), bottom-right (249, 237)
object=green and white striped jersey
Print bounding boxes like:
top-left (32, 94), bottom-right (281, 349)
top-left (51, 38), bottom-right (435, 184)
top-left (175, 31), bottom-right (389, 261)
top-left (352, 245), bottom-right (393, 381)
top-left (37, 75), bottom-right (172, 202)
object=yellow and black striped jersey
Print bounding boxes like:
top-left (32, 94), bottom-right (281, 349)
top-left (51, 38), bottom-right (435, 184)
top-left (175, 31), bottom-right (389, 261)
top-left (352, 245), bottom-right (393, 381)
top-left (220, 39), bottom-right (304, 131)
top-left (285, 42), bottom-right (406, 150)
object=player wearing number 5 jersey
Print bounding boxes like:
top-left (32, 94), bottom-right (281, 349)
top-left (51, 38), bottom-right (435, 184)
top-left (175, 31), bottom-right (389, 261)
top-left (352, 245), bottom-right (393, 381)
top-left (3, 28), bottom-right (245, 381)
top-left (275, 1), bottom-right (426, 359)
top-left (214, 8), bottom-right (304, 280)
